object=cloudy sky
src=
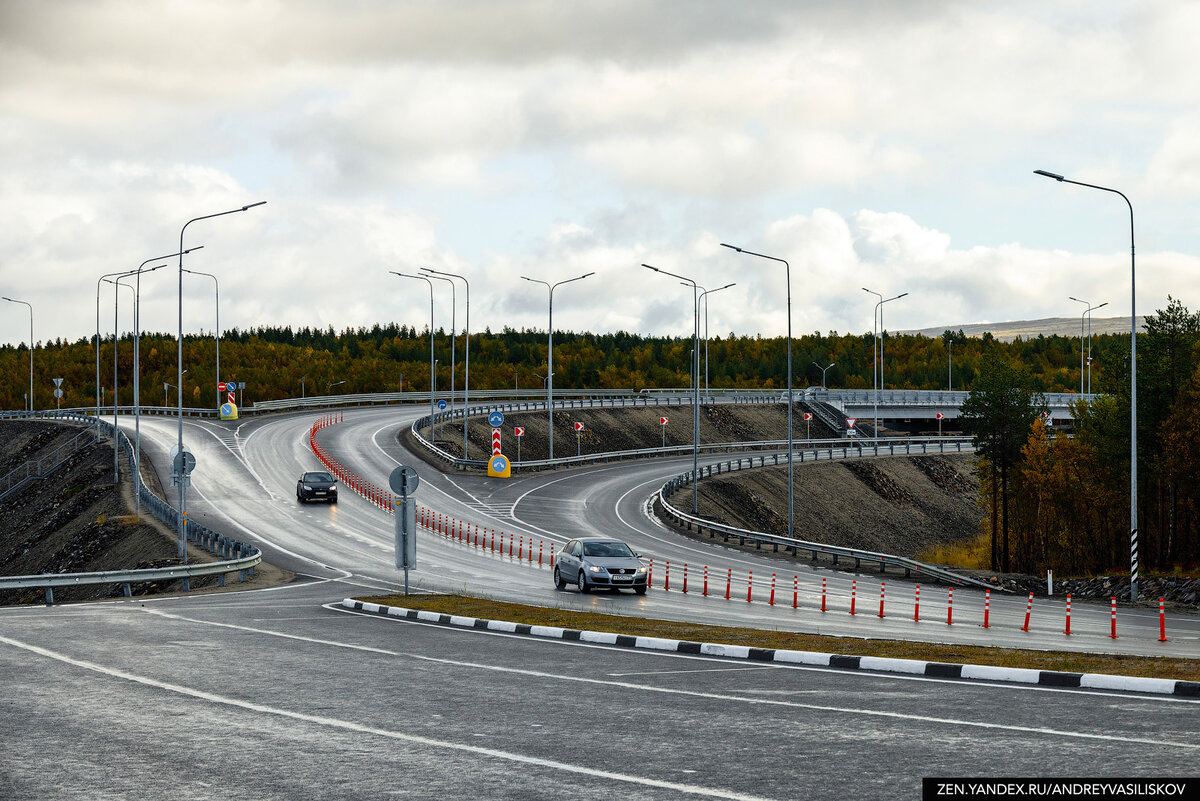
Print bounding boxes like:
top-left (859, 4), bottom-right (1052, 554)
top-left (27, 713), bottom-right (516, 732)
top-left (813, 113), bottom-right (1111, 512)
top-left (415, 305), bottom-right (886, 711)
top-left (2, 0), bottom-right (1199, 351)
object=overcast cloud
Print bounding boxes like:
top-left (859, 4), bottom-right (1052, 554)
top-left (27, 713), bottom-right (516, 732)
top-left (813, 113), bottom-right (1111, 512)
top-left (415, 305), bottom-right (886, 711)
top-left (2, 0), bottom-right (1199, 352)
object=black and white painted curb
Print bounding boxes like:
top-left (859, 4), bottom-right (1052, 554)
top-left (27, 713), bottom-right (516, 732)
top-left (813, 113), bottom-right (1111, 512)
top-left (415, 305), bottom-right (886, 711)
top-left (342, 599), bottom-right (1199, 697)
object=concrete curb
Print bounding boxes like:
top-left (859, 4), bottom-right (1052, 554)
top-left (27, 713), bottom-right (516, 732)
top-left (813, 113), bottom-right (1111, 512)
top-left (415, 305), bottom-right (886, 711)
top-left (342, 599), bottom-right (1199, 697)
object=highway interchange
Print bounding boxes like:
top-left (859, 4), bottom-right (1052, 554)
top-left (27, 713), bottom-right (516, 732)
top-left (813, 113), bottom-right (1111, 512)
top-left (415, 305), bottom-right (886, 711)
top-left (2, 405), bottom-right (1198, 799)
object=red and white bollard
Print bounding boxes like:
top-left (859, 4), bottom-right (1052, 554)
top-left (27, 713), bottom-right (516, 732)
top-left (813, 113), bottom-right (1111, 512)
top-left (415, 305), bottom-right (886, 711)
top-left (746, 571), bottom-right (753, 603)
top-left (508, 534), bottom-right (513, 558)
top-left (664, 560), bottom-right (671, 591)
top-left (538, 541), bottom-right (543, 566)
top-left (1159, 598), bottom-right (1169, 642)
top-left (792, 575), bottom-right (799, 609)
top-left (850, 580), bottom-right (857, 615)
top-left (518, 536), bottom-right (524, 561)
top-left (769, 573), bottom-right (776, 606)
top-left (982, 590), bottom-right (991, 628)
top-left (913, 584), bottom-right (921, 622)
top-left (682, 563), bottom-right (689, 594)
top-left (877, 581), bottom-right (886, 618)
top-left (1109, 596), bottom-right (1118, 639)
top-left (821, 576), bottom-right (827, 612)
top-left (703, 566), bottom-right (709, 597)
top-left (648, 559), bottom-right (654, 587)
top-left (1064, 593), bottom-right (1072, 635)
top-left (725, 568), bottom-right (732, 600)
top-left (1021, 592), bottom-right (1034, 631)
top-left (946, 588), bottom-right (954, 626)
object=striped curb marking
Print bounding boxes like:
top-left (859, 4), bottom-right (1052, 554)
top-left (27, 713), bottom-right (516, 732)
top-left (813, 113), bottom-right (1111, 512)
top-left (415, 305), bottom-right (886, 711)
top-left (342, 599), bottom-right (1200, 697)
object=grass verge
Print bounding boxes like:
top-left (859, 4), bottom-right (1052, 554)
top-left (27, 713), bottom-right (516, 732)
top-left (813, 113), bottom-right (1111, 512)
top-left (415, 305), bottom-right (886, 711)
top-left (359, 593), bottom-right (1200, 683)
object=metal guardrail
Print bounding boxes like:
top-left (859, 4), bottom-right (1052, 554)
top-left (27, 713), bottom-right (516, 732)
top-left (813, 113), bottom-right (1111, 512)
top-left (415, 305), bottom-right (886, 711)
top-left (655, 438), bottom-right (996, 590)
top-left (0, 426), bottom-right (98, 500)
top-left (0, 411), bottom-right (262, 605)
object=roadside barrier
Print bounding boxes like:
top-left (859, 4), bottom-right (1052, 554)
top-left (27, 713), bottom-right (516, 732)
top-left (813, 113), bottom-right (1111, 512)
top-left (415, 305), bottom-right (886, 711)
top-left (308, 413), bottom-right (1176, 644)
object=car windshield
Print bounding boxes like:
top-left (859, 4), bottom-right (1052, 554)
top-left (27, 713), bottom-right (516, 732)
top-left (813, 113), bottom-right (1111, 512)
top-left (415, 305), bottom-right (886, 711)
top-left (582, 540), bottom-right (634, 558)
top-left (304, 472), bottom-right (334, 483)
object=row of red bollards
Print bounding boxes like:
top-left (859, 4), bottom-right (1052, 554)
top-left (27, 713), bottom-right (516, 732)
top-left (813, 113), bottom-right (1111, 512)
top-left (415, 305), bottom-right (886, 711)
top-left (309, 413), bottom-right (1171, 642)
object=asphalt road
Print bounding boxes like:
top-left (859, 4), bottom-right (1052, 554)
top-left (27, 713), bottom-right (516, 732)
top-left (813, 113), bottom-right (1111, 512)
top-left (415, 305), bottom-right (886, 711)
top-left (2, 580), bottom-right (1196, 801)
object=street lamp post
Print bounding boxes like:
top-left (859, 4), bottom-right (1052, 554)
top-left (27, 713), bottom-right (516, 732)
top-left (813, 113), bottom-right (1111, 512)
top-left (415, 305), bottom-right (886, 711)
top-left (695, 283), bottom-right (735, 401)
top-left (520, 272), bottom-right (594, 460)
top-left (128, 261), bottom-right (169, 516)
top-left (327, 380), bottom-right (345, 394)
top-left (812, 361), bottom-right (836, 389)
top-left (721, 243), bottom-right (796, 539)
top-left (391, 272), bottom-right (436, 432)
top-left (177, 201), bottom-right (266, 562)
top-left (2, 297), bottom-right (33, 413)
top-left (862, 287), bottom-right (908, 438)
top-left (1036, 168), bottom-right (1139, 600)
top-left (182, 267), bottom-right (220, 408)
top-left (948, 340), bottom-right (953, 392)
top-left (103, 278), bottom-right (135, 482)
top-left (1069, 296), bottom-right (1108, 395)
top-left (423, 268), bottom-right (471, 459)
top-left (424, 273), bottom-right (456, 440)
top-left (646, 264), bottom-right (702, 514)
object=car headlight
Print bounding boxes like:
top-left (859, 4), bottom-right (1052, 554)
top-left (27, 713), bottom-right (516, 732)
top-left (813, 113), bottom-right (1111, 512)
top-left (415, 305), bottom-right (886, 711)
top-left (302, 485), bottom-right (312, 491)
top-left (588, 564), bottom-right (605, 573)
top-left (636, 566), bottom-right (647, 574)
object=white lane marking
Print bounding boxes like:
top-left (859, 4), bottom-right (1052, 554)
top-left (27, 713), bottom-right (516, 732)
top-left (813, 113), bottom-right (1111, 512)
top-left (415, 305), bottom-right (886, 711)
top-left (608, 667), bottom-right (773, 677)
top-left (135, 608), bottom-right (1200, 746)
top-left (185, 419), bottom-right (278, 500)
top-left (0, 634), bottom-right (778, 801)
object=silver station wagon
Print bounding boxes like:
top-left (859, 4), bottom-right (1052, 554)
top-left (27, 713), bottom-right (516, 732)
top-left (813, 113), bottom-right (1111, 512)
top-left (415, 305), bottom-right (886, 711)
top-left (554, 537), bottom-right (648, 594)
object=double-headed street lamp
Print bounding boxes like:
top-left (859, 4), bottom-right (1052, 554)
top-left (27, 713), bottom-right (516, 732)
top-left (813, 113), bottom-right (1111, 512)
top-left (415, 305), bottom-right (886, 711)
top-left (644, 264), bottom-right (702, 514)
top-left (863, 287), bottom-right (908, 438)
top-left (422, 267), bottom-right (471, 459)
top-left (182, 268), bottom-right (221, 408)
top-left (812, 361), bottom-right (836, 389)
top-left (423, 272), bottom-right (457, 426)
top-left (520, 271), bottom-right (594, 460)
top-left (176, 201), bottom-right (266, 562)
top-left (2, 297), bottom-right (33, 412)
top-left (1035, 168), bottom-right (1139, 601)
top-left (720, 243), bottom-right (795, 540)
top-left (695, 283), bottom-right (735, 401)
top-left (1068, 296), bottom-right (1108, 395)
top-left (391, 272), bottom-right (436, 428)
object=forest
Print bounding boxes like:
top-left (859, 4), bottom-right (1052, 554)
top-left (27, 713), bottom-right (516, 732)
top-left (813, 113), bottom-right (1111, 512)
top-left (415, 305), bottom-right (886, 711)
top-left (0, 320), bottom-right (1116, 412)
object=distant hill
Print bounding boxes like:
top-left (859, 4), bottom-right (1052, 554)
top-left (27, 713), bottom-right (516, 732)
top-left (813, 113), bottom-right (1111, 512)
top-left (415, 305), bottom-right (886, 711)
top-left (902, 315), bottom-right (1145, 343)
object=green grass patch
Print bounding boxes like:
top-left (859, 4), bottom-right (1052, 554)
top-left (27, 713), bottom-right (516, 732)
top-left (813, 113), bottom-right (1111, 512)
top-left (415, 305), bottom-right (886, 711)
top-left (360, 592), bottom-right (1200, 683)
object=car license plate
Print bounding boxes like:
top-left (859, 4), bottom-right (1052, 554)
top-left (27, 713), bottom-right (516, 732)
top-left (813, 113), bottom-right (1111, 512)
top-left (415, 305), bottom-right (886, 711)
top-left (612, 576), bottom-right (632, 583)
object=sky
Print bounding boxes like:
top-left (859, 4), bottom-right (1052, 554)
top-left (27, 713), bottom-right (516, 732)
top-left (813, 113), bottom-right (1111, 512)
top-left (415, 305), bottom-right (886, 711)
top-left (3, 0), bottom-right (1200, 352)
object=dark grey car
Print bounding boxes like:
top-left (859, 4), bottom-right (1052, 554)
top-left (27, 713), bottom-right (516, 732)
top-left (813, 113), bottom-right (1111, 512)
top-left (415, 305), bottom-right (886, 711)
top-left (297, 471), bottom-right (338, 503)
top-left (554, 537), bottom-right (647, 594)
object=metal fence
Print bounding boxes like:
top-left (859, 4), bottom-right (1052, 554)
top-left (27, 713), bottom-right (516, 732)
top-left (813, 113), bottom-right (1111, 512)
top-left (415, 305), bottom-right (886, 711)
top-left (0, 411), bottom-right (261, 605)
top-left (0, 426), bottom-right (98, 500)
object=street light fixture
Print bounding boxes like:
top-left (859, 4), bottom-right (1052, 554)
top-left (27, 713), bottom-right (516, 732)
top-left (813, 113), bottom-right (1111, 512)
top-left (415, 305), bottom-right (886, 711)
top-left (391, 272), bottom-right (436, 430)
top-left (520, 271), bottom-right (594, 460)
top-left (2, 297), bottom-right (33, 413)
top-left (693, 283), bottom-right (736, 401)
top-left (1068, 296), bottom-right (1108, 395)
top-left (327, 380), bottom-right (346, 394)
top-left (422, 267), bottom-right (471, 459)
top-left (423, 273), bottom-right (456, 441)
top-left (812, 361), bottom-right (836, 389)
top-left (645, 263), bottom-right (701, 514)
top-left (720, 243), bottom-right (795, 540)
top-left (176, 200), bottom-right (266, 562)
top-left (1036, 168), bottom-right (1139, 600)
top-left (182, 267), bottom-right (221, 408)
top-left (863, 287), bottom-right (908, 438)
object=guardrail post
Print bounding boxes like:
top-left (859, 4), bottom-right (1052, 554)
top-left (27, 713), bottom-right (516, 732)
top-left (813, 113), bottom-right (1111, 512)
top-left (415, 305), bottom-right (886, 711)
top-left (122, 582), bottom-right (131, 597)
top-left (181, 577), bottom-right (190, 593)
top-left (44, 587), bottom-right (53, 606)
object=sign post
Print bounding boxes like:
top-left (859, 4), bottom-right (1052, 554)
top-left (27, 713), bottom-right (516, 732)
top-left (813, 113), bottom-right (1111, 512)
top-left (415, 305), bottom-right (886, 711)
top-left (803, 411), bottom-right (812, 441)
top-left (389, 465), bottom-right (420, 594)
top-left (846, 417), bottom-right (857, 438)
top-left (514, 426), bottom-right (525, 462)
top-left (659, 416), bottom-right (668, 448)
top-left (574, 421), bottom-right (584, 456)
top-left (936, 411), bottom-right (944, 437)
top-left (52, 378), bottom-right (64, 410)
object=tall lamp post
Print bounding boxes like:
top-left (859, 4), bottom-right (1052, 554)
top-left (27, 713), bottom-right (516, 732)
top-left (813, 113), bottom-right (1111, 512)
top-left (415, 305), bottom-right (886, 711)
top-left (424, 273), bottom-right (456, 423)
top-left (812, 361), bottom-right (835, 389)
top-left (645, 264), bottom-right (702, 514)
top-left (423, 267), bottom-right (470, 459)
top-left (182, 268), bottom-right (221, 408)
top-left (1035, 168), bottom-right (1139, 600)
top-left (863, 287), bottom-right (907, 438)
top-left (721, 243), bottom-right (795, 540)
top-left (177, 200), bottom-right (266, 562)
top-left (126, 261), bottom-right (169, 515)
top-left (1069, 296), bottom-right (1108, 394)
top-left (694, 283), bottom-right (735, 401)
top-left (391, 272), bottom-right (436, 430)
top-left (520, 271), bottom-right (594, 460)
top-left (2, 297), bottom-right (33, 413)
top-left (103, 278), bottom-right (136, 482)
top-left (948, 340), bottom-right (954, 392)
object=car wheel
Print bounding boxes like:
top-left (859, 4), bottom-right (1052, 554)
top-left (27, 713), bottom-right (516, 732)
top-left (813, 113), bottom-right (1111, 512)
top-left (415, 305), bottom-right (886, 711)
top-left (554, 568), bottom-right (566, 590)
top-left (577, 569), bottom-right (589, 594)
top-left (634, 585), bottom-right (647, 595)
top-left (297, 492), bottom-right (305, 503)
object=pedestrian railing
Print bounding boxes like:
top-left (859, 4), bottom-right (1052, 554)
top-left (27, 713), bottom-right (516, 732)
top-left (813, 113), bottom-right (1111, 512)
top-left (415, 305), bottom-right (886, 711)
top-left (0, 427), bottom-right (98, 501)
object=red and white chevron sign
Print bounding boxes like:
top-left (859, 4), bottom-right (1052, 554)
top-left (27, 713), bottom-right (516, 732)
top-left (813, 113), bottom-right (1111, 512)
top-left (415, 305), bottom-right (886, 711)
top-left (803, 412), bottom-right (813, 421)
top-left (659, 417), bottom-right (668, 426)
top-left (491, 427), bottom-right (501, 455)
top-left (514, 426), bottom-right (525, 437)
top-left (574, 422), bottom-right (584, 432)
top-left (936, 412), bottom-right (945, 420)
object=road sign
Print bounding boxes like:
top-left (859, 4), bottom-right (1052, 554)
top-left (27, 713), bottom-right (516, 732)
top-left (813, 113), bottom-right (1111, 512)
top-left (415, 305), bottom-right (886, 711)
top-left (173, 450), bottom-right (196, 476)
top-left (574, 422), bottom-right (584, 432)
top-left (491, 427), bottom-right (502, 455)
top-left (52, 378), bottom-right (63, 387)
top-left (53, 388), bottom-right (64, 399)
top-left (936, 412), bottom-right (945, 420)
top-left (226, 381), bottom-right (238, 391)
top-left (514, 426), bottom-right (525, 437)
top-left (220, 403), bottom-right (238, 420)
top-left (389, 465), bottom-right (420, 495)
top-left (218, 382), bottom-right (227, 392)
top-left (488, 453), bottom-right (511, 478)
top-left (846, 418), bottom-right (856, 429)
top-left (803, 412), bottom-right (813, 421)
top-left (437, 399), bottom-right (447, 410)
top-left (488, 411), bottom-right (505, 427)
top-left (659, 416), bottom-right (669, 426)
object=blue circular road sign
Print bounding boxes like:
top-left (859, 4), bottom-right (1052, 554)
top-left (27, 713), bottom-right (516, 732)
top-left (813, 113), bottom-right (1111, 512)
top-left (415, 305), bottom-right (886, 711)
top-left (437, 399), bottom-right (448, 410)
top-left (488, 411), bottom-right (504, 427)
top-left (226, 381), bottom-right (238, 391)
top-left (490, 455), bottom-right (509, 472)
